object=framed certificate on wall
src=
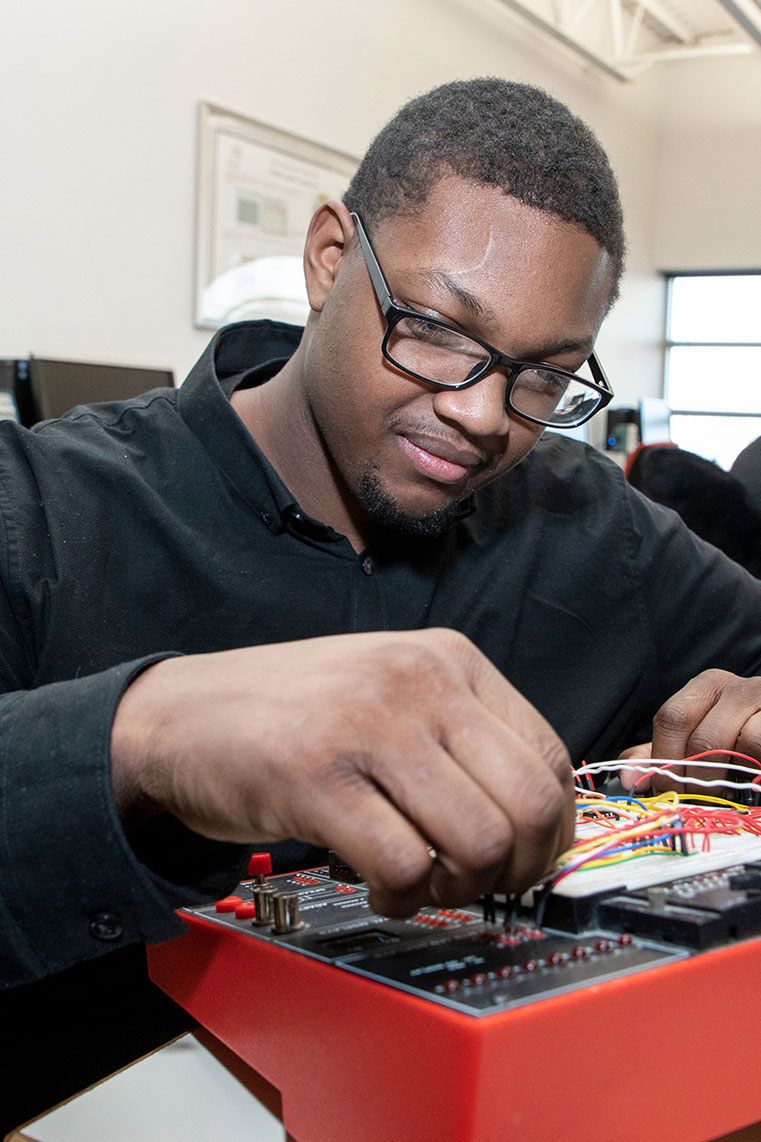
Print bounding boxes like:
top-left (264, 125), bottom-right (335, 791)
top-left (195, 103), bottom-right (357, 329)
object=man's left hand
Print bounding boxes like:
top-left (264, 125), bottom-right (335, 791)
top-left (619, 669), bottom-right (761, 794)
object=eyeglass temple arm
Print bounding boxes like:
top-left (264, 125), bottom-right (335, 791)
top-left (588, 351), bottom-right (613, 398)
top-left (350, 213), bottom-right (394, 317)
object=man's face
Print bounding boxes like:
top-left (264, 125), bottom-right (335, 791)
top-left (302, 176), bottom-right (614, 536)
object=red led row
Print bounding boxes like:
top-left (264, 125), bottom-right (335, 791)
top-left (437, 934), bottom-right (633, 994)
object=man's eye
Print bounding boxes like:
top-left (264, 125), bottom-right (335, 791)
top-left (404, 316), bottom-right (464, 348)
top-left (519, 369), bottom-right (570, 396)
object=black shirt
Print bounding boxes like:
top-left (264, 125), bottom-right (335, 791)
top-left (4, 317), bottom-right (761, 976)
top-left (2, 319), bottom-right (761, 1119)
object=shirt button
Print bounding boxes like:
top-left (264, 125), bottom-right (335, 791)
top-left (88, 912), bottom-right (124, 942)
top-left (361, 556), bottom-right (374, 576)
top-left (259, 510), bottom-right (273, 527)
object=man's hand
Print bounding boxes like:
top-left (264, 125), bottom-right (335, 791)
top-left (111, 628), bottom-right (574, 917)
top-left (619, 669), bottom-right (761, 795)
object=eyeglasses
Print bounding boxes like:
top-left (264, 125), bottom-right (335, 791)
top-left (351, 212), bottom-right (613, 429)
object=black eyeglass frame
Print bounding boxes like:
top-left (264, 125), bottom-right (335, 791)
top-left (350, 211), bottom-right (614, 429)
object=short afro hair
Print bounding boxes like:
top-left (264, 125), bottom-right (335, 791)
top-left (343, 77), bottom-right (626, 303)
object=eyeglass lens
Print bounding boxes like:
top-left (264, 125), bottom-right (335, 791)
top-left (386, 316), bottom-right (601, 427)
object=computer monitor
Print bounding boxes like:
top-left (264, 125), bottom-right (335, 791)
top-left (639, 397), bottom-right (671, 445)
top-left (26, 356), bottom-right (174, 424)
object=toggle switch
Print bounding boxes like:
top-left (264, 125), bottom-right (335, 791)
top-left (251, 886), bottom-right (276, 926)
top-left (271, 892), bottom-right (305, 934)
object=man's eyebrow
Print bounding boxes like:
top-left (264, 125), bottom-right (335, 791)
top-left (414, 271), bottom-right (498, 325)
top-left (518, 337), bottom-right (595, 362)
top-left (412, 271), bottom-right (594, 361)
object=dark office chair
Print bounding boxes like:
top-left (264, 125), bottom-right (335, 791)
top-left (626, 443), bottom-right (761, 579)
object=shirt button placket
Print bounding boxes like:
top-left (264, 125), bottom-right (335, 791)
top-left (88, 911), bottom-right (124, 942)
top-left (353, 553), bottom-right (385, 632)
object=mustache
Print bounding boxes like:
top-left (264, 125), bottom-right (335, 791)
top-left (391, 417), bottom-right (497, 470)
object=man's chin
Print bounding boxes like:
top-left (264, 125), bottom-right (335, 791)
top-left (356, 468), bottom-right (467, 538)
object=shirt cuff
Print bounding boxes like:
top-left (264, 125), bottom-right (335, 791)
top-left (0, 655), bottom-right (247, 988)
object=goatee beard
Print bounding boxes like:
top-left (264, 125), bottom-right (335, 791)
top-left (356, 466), bottom-right (466, 538)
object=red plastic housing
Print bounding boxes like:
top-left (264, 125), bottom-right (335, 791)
top-left (148, 910), bottom-right (761, 1142)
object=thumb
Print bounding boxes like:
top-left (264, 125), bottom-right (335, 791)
top-left (618, 742), bottom-right (653, 792)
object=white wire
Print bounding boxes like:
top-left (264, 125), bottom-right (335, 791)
top-left (577, 758), bottom-right (761, 780)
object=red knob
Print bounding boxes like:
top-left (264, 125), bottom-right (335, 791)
top-left (247, 853), bottom-right (272, 877)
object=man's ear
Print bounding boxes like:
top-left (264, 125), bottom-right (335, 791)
top-left (303, 199), bottom-right (355, 313)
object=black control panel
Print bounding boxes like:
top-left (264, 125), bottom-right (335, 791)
top-left (185, 867), bottom-right (705, 1017)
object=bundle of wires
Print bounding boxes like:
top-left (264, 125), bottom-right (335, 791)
top-left (550, 750), bottom-right (761, 889)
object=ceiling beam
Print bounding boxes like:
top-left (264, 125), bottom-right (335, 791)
top-left (495, 0), bottom-right (632, 80)
top-left (494, 0), bottom-right (755, 81)
top-left (629, 40), bottom-right (752, 64)
top-left (715, 0), bottom-right (761, 47)
top-left (626, 0), bottom-right (692, 44)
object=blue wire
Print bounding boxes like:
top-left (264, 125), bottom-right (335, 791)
top-left (605, 794), bottom-right (650, 812)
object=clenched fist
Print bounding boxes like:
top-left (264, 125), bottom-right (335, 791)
top-left (111, 628), bottom-right (574, 916)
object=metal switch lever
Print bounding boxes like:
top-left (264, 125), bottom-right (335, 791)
top-left (272, 892), bottom-right (305, 934)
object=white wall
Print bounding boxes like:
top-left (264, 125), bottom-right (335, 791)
top-left (654, 54), bottom-right (761, 272)
top-left (0, 0), bottom-right (683, 406)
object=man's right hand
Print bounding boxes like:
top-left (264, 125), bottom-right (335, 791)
top-left (110, 628), bottom-right (574, 918)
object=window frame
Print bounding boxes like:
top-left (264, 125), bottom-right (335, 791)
top-left (663, 269), bottom-right (761, 468)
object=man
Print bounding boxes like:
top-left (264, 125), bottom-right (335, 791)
top-left (2, 78), bottom-right (761, 1123)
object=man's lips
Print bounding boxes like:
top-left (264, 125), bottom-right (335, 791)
top-left (399, 433), bottom-right (488, 484)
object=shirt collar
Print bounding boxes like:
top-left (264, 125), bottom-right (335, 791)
top-left (178, 318), bottom-right (474, 541)
top-left (178, 321), bottom-right (344, 542)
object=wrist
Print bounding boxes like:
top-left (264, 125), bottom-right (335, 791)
top-left (110, 658), bottom-right (174, 831)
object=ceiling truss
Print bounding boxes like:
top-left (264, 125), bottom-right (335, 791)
top-left (495, 0), bottom-right (761, 81)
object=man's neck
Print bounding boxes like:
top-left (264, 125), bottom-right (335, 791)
top-left (230, 355), bottom-right (371, 552)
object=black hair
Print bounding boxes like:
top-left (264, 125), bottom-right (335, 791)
top-left (343, 77), bottom-right (626, 302)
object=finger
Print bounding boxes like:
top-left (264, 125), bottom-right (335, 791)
top-left (617, 743), bottom-right (653, 792)
top-left (437, 711), bottom-right (575, 895)
top-left (650, 762), bottom-right (688, 796)
top-left (443, 628), bottom-right (571, 780)
top-left (620, 769), bottom-right (652, 793)
top-left (452, 633), bottom-right (576, 870)
top-left (370, 732), bottom-right (516, 908)
top-left (652, 671), bottom-right (761, 793)
top-left (347, 666), bottom-right (574, 905)
top-left (408, 630), bottom-right (575, 893)
top-left (618, 743), bottom-right (653, 762)
top-left (650, 672), bottom-right (727, 794)
top-left (282, 752), bottom-right (437, 918)
top-left (651, 670), bottom-right (749, 760)
top-left (736, 711), bottom-right (761, 769)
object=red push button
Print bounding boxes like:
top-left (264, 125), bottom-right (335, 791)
top-left (215, 895), bottom-right (243, 913)
top-left (235, 902), bottom-right (257, 920)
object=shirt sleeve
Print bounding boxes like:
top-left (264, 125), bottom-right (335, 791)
top-left (627, 485), bottom-right (761, 697)
top-left (0, 655), bottom-right (250, 990)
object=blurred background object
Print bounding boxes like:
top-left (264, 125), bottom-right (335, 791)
top-left (626, 443), bottom-right (761, 578)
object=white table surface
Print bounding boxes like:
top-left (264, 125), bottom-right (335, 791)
top-left (17, 1034), bottom-right (285, 1142)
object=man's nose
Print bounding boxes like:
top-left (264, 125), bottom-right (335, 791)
top-left (431, 370), bottom-right (511, 438)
